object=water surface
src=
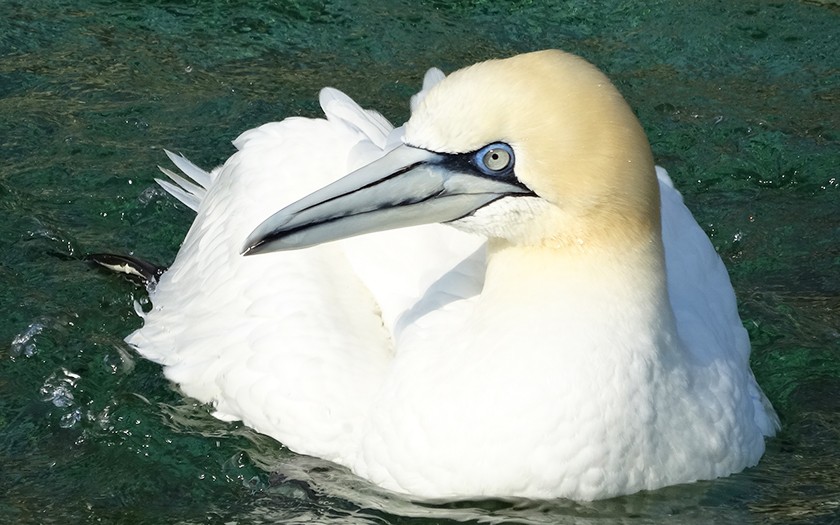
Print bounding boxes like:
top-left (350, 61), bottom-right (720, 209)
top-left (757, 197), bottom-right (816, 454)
top-left (1, 1), bottom-right (839, 523)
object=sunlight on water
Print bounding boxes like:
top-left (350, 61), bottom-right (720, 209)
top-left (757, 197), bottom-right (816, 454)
top-left (1, 0), bottom-right (838, 523)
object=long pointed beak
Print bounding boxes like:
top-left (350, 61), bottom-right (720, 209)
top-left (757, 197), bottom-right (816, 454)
top-left (242, 144), bottom-right (532, 255)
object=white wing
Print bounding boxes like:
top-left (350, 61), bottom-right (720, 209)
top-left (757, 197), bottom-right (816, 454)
top-left (658, 166), bottom-right (779, 435)
top-left (127, 74), bottom-right (484, 463)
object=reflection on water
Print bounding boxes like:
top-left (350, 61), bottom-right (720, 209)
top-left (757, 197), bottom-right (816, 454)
top-left (1, 0), bottom-right (838, 523)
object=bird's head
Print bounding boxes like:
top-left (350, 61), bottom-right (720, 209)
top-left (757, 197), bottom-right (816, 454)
top-left (244, 50), bottom-right (658, 256)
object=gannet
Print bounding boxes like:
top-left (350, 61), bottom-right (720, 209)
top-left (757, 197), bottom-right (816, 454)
top-left (125, 50), bottom-right (778, 501)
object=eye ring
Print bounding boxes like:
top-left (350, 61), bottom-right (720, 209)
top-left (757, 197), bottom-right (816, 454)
top-left (474, 142), bottom-right (515, 176)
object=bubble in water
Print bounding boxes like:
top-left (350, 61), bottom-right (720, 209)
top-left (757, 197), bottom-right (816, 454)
top-left (47, 384), bottom-right (74, 407)
top-left (40, 369), bottom-right (81, 408)
top-left (60, 408), bottom-right (82, 429)
top-left (10, 322), bottom-right (45, 358)
top-left (138, 186), bottom-right (169, 205)
top-left (103, 345), bottom-right (135, 374)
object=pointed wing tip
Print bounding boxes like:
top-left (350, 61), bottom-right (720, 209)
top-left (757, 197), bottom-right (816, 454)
top-left (163, 148), bottom-right (180, 161)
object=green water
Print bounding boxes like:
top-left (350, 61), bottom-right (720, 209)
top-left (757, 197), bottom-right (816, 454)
top-left (1, 0), bottom-right (838, 523)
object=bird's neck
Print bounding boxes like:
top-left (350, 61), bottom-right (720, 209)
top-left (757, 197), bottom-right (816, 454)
top-left (485, 228), bottom-right (666, 287)
top-left (479, 234), bottom-right (678, 359)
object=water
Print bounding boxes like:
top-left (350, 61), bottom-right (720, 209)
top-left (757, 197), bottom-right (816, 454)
top-left (1, 0), bottom-right (838, 523)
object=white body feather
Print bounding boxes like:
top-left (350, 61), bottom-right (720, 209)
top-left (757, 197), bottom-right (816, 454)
top-left (128, 61), bottom-right (777, 500)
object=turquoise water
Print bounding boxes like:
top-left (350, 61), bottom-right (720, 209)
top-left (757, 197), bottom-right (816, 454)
top-left (2, 0), bottom-right (838, 523)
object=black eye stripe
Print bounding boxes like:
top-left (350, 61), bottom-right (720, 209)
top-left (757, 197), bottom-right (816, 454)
top-left (420, 141), bottom-right (529, 193)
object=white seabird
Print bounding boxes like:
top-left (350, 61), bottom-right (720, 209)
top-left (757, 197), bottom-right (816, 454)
top-left (127, 50), bottom-right (778, 501)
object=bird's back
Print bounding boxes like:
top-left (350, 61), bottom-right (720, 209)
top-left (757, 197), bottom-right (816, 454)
top-left (128, 83), bottom-right (484, 463)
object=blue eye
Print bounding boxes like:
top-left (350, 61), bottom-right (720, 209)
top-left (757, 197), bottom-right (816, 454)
top-left (474, 142), bottom-right (514, 175)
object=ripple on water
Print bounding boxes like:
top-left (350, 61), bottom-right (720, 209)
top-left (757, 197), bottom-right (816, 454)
top-left (9, 321), bottom-right (44, 358)
top-left (39, 368), bottom-right (83, 429)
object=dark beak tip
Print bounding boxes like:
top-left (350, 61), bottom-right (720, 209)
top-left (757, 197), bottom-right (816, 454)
top-left (241, 237), bottom-right (267, 256)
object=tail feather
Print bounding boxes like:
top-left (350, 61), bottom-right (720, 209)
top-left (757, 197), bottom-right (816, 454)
top-left (155, 169), bottom-right (202, 211)
top-left (165, 149), bottom-right (213, 189)
top-left (155, 150), bottom-right (212, 211)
